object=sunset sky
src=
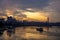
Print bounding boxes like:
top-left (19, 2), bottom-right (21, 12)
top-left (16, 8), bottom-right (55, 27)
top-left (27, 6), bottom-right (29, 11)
top-left (0, 0), bottom-right (60, 22)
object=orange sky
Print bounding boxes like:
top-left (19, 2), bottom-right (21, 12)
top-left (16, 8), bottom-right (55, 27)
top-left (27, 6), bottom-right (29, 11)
top-left (22, 11), bottom-right (48, 22)
top-left (0, 9), bottom-right (48, 22)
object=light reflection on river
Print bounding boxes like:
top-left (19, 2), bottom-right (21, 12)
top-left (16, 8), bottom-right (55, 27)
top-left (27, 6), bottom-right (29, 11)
top-left (0, 26), bottom-right (60, 40)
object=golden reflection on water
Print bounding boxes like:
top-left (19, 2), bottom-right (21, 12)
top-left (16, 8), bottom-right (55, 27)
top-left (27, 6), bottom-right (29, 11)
top-left (15, 27), bottom-right (48, 39)
top-left (2, 26), bottom-right (48, 40)
top-left (1, 26), bottom-right (60, 40)
top-left (25, 32), bottom-right (47, 39)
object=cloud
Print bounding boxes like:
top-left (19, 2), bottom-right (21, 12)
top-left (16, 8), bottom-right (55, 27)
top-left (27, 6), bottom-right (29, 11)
top-left (0, 0), bottom-right (51, 10)
top-left (0, 0), bottom-right (60, 22)
top-left (0, 0), bottom-right (49, 18)
top-left (13, 10), bottom-right (27, 18)
top-left (19, 0), bottom-right (50, 9)
top-left (0, 10), bottom-right (6, 16)
top-left (42, 0), bottom-right (60, 22)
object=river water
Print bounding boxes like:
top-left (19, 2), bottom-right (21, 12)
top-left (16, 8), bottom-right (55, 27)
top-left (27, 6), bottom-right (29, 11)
top-left (0, 26), bottom-right (60, 40)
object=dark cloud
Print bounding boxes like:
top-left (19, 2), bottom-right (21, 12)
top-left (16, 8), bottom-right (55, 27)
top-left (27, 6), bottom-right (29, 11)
top-left (19, 0), bottom-right (50, 8)
top-left (0, 0), bottom-right (51, 10)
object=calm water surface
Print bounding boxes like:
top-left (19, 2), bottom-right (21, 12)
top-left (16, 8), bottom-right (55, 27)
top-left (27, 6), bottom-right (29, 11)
top-left (0, 26), bottom-right (60, 40)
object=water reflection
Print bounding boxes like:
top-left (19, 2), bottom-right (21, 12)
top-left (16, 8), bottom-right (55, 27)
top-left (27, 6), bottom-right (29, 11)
top-left (0, 26), bottom-right (60, 40)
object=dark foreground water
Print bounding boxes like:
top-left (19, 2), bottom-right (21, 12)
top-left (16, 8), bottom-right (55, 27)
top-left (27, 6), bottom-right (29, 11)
top-left (0, 26), bottom-right (60, 40)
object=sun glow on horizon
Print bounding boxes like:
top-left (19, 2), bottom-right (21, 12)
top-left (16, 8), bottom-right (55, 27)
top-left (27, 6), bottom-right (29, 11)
top-left (22, 11), bottom-right (47, 22)
top-left (0, 9), bottom-right (48, 22)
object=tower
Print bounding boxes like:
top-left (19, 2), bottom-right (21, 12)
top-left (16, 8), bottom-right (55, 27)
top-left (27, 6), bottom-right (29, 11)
top-left (47, 17), bottom-right (49, 22)
top-left (46, 17), bottom-right (49, 31)
top-left (46, 16), bottom-right (49, 23)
